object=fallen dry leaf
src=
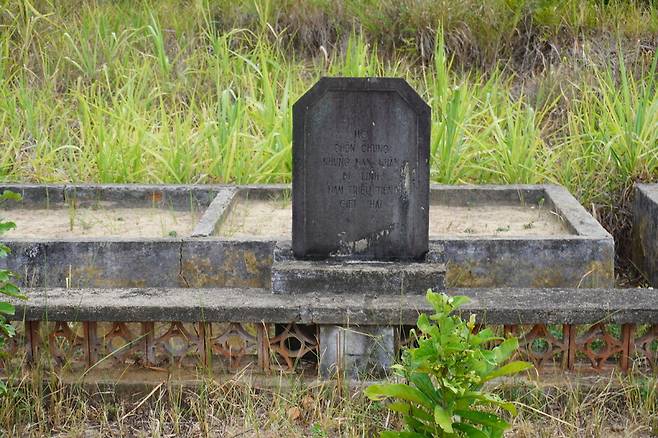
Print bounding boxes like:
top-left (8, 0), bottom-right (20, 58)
top-left (287, 406), bottom-right (302, 422)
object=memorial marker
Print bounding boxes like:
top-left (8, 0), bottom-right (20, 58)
top-left (292, 77), bottom-right (430, 260)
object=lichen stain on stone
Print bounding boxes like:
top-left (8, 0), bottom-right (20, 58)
top-left (576, 260), bottom-right (614, 288)
top-left (68, 265), bottom-right (146, 288)
top-left (399, 161), bottom-right (410, 202)
top-left (446, 259), bottom-right (614, 288)
top-left (445, 262), bottom-right (495, 288)
top-left (181, 250), bottom-right (270, 288)
top-left (243, 251), bottom-right (267, 275)
top-left (529, 269), bottom-right (567, 288)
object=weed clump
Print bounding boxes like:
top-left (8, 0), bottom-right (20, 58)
top-left (367, 291), bottom-right (532, 437)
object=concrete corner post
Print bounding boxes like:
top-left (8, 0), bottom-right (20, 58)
top-left (319, 325), bottom-right (395, 379)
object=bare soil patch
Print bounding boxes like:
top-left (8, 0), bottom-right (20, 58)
top-left (216, 199), bottom-right (571, 238)
top-left (3, 205), bottom-right (199, 238)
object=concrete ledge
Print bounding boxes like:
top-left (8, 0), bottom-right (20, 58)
top-left (272, 260), bottom-right (445, 295)
top-left (191, 187), bottom-right (238, 237)
top-left (9, 287), bottom-right (658, 325)
top-left (0, 183), bottom-right (226, 210)
top-left (633, 184), bottom-right (658, 287)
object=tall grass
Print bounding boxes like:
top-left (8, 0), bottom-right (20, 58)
top-left (0, 367), bottom-right (656, 437)
top-left (0, 0), bottom-right (657, 242)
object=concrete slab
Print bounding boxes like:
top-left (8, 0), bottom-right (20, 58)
top-left (10, 287), bottom-right (658, 325)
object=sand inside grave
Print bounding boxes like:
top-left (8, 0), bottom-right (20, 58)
top-left (2, 205), bottom-right (200, 238)
top-left (216, 199), bottom-right (572, 239)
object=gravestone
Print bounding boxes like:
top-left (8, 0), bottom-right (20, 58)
top-left (292, 77), bottom-right (430, 260)
top-left (280, 77), bottom-right (437, 378)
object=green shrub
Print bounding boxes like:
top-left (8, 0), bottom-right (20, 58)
top-left (366, 291), bottom-right (533, 437)
top-left (0, 190), bottom-right (24, 395)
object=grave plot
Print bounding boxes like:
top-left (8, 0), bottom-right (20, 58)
top-left (215, 185), bottom-right (291, 240)
top-left (0, 184), bottom-right (218, 238)
top-left (212, 183), bottom-right (614, 288)
top-left (217, 186), bottom-right (572, 239)
top-left (633, 184), bottom-right (658, 287)
top-left (0, 184), bottom-right (275, 289)
top-left (4, 199), bottom-right (199, 239)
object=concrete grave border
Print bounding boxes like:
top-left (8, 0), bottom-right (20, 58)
top-left (5, 286), bottom-right (658, 378)
top-left (0, 183), bottom-right (613, 289)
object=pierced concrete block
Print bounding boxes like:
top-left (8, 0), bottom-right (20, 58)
top-left (319, 325), bottom-right (395, 378)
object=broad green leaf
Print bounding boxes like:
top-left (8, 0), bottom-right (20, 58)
top-left (470, 330), bottom-right (503, 346)
top-left (455, 409), bottom-right (510, 430)
top-left (433, 405), bottom-right (454, 433)
top-left (409, 405), bottom-right (433, 423)
top-left (482, 361), bottom-right (534, 382)
top-left (463, 392), bottom-right (517, 415)
top-left (404, 414), bottom-right (436, 435)
top-left (486, 426), bottom-right (505, 438)
top-left (416, 313), bottom-right (432, 333)
top-left (386, 402), bottom-right (410, 415)
top-left (0, 221), bottom-right (16, 234)
top-left (0, 191), bottom-right (22, 202)
top-left (0, 322), bottom-right (16, 337)
top-left (449, 295), bottom-right (471, 309)
top-left (0, 302), bottom-right (15, 315)
top-left (425, 291), bottom-right (449, 313)
top-left (365, 384), bottom-right (433, 409)
top-left (409, 372), bottom-right (442, 404)
top-left (491, 338), bottom-right (518, 363)
top-left (452, 422), bottom-right (489, 438)
top-left (0, 283), bottom-right (26, 299)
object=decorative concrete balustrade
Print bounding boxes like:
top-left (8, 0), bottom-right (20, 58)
top-left (4, 287), bottom-right (658, 378)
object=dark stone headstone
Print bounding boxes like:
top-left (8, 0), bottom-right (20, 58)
top-left (292, 77), bottom-right (430, 260)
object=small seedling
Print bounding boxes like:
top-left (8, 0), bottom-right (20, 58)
top-left (463, 227), bottom-right (475, 234)
top-left (310, 424), bottom-right (328, 438)
top-left (79, 218), bottom-right (93, 231)
top-left (496, 225), bottom-right (510, 232)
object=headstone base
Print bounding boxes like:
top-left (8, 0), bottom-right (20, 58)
top-left (271, 243), bottom-right (445, 295)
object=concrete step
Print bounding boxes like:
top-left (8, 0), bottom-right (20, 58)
top-left (271, 242), bottom-right (446, 295)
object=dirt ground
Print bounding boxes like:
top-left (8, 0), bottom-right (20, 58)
top-left (216, 199), bottom-right (571, 238)
top-left (3, 206), bottom-right (199, 238)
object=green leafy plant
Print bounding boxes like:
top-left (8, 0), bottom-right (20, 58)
top-left (0, 190), bottom-right (25, 395)
top-left (366, 291), bottom-right (533, 437)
